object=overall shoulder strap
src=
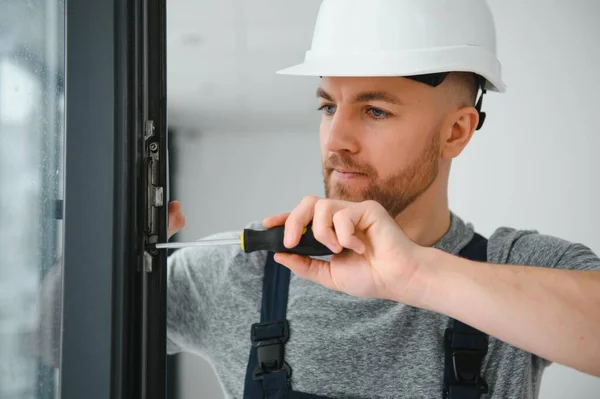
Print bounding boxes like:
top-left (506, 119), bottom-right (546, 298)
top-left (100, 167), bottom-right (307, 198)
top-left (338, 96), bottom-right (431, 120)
top-left (243, 251), bottom-right (292, 399)
top-left (458, 233), bottom-right (487, 262)
top-left (243, 253), bottom-right (334, 399)
top-left (443, 233), bottom-right (490, 399)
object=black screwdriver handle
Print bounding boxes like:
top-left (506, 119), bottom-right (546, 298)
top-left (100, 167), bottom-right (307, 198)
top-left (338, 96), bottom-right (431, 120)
top-left (242, 223), bottom-right (333, 256)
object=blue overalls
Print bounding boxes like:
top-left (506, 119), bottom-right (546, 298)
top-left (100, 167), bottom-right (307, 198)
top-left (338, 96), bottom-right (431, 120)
top-left (243, 233), bottom-right (490, 399)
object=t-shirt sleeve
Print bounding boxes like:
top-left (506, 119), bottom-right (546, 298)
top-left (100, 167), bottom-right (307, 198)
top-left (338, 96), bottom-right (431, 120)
top-left (166, 245), bottom-right (215, 356)
top-left (165, 230), bottom-right (243, 356)
top-left (553, 242), bottom-right (600, 271)
top-left (489, 227), bottom-right (600, 271)
top-left (165, 222), bottom-right (266, 357)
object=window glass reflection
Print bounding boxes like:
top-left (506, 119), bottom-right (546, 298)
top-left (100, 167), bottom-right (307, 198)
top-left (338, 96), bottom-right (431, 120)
top-left (0, 0), bottom-right (65, 397)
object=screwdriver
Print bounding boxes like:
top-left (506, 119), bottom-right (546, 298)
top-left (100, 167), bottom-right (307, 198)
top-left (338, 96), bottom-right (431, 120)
top-left (153, 223), bottom-right (334, 256)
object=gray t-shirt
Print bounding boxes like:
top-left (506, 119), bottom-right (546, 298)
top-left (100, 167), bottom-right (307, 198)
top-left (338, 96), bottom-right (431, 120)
top-left (166, 212), bottom-right (600, 399)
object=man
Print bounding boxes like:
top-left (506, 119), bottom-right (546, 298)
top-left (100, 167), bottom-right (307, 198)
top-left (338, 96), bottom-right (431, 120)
top-left (165, 0), bottom-right (600, 398)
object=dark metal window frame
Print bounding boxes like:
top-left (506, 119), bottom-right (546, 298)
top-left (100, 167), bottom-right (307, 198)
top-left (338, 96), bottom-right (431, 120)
top-left (61, 0), bottom-right (168, 398)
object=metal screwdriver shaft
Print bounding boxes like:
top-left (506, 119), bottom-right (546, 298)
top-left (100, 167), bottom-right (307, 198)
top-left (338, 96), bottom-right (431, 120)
top-left (154, 238), bottom-right (241, 249)
top-left (152, 224), bottom-right (333, 256)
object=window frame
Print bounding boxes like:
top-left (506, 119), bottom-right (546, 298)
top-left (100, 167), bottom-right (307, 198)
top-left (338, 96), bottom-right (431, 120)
top-left (61, 0), bottom-right (168, 398)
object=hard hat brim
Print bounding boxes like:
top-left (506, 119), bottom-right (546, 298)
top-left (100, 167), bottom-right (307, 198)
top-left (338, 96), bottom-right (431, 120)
top-left (276, 46), bottom-right (507, 93)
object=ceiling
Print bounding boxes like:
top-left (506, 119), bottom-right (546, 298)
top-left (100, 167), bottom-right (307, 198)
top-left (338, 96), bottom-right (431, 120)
top-left (166, 0), bottom-right (324, 134)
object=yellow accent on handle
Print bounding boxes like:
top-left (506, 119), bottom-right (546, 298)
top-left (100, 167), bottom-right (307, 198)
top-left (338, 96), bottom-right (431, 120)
top-left (302, 227), bottom-right (307, 235)
top-left (240, 231), bottom-right (245, 252)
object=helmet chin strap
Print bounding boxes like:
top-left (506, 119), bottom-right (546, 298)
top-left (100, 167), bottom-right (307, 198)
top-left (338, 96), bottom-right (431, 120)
top-left (474, 75), bottom-right (487, 130)
top-left (475, 88), bottom-right (487, 130)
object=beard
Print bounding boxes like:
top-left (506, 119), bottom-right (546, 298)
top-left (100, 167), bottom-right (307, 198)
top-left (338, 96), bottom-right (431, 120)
top-left (323, 131), bottom-right (440, 218)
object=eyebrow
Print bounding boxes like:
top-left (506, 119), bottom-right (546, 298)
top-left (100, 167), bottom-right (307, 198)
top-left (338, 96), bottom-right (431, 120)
top-left (316, 87), bottom-right (404, 106)
top-left (316, 87), bottom-right (334, 102)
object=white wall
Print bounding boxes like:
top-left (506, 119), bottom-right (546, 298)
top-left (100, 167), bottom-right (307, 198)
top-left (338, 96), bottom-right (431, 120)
top-left (169, 1), bottom-right (600, 398)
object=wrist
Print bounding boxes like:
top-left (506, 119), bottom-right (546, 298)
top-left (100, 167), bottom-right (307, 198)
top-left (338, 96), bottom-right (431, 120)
top-left (415, 246), bottom-right (444, 311)
top-left (414, 247), bottom-right (479, 316)
top-left (388, 245), bottom-right (443, 311)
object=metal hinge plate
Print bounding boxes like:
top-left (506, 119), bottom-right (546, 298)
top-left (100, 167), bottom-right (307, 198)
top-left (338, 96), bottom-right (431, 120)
top-left (143, 120), bottom-right (163, 272)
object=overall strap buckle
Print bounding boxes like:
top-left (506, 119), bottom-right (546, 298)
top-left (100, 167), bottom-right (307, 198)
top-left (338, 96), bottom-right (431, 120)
top-left (444, 327), bottom-right (489, 398)
top-left (251, 320), bottom-right (291, 381)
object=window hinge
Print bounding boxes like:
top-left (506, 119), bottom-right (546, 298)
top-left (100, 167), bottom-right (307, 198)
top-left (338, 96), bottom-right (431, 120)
top-left (143, 120), bottom-right (163, 272)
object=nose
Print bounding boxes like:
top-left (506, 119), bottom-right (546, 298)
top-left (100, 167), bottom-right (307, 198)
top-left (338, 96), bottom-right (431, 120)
top-left (322, 110), bottom-right (360, 154)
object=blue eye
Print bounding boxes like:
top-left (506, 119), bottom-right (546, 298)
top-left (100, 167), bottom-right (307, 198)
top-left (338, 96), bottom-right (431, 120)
top-left (367, 107), bottom-right (389, 120)
top-left (317, 104), bottom-right (336, 116)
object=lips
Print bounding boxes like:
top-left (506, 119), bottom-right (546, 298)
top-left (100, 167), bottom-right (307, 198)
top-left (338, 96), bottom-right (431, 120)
top-left (331, 169), bottom-right (367, 179)
top-left (335, 169), bottom-right (362, 174)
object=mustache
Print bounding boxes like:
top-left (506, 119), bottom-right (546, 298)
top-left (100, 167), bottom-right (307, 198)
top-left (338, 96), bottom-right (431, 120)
top-left (324, 154), bottom-right (374, 176)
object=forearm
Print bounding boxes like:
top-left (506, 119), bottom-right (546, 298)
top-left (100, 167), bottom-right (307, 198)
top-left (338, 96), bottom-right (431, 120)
top-left (417, 248), bottom-right (600, 376)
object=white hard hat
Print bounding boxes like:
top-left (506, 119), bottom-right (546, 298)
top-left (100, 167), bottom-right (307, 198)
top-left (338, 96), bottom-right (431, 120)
top-left (277, 0), bottom-right (506, 94)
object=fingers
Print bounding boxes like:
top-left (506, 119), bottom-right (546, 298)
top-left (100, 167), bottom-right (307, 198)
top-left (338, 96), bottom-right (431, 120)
top-left (333, 210), bottom-right (366, 255)
top-left (332, 200), bottom-right (387, 255)
top-left (168, 200), bottom-right (181, 214)
top-left (262, 196), bottom-right (342, 251)
top-left (262, 212), bottom-right (290, 229)
top-left (167, 201), bottom-right (186, 239)
top-left (313, 199), bottom-right (343, 253)
top-left (284, 196), bottom-right (320, 248)
top-left (269, 197), bottom-right (383, 255)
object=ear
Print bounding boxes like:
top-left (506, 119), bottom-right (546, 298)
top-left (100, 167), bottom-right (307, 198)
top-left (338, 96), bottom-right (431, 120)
top-left (440, 106), bottom-right (479, 159)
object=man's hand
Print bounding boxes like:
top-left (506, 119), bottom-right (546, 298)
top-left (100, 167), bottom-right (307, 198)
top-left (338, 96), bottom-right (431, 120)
top-left (263, 196), bottom-right (431, 306)
top-left (168, 201), bottom-right (186, 240)
top-left (264, 197), bottom-right (600, 377)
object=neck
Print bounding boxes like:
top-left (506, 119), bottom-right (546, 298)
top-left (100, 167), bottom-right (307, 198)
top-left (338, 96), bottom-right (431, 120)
top-left (394, 171), bottom-right (451, 247)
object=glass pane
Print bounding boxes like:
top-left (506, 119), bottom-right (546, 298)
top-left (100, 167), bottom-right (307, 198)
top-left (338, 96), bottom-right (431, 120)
top-left (0, 0), bottom-right (65, 398)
